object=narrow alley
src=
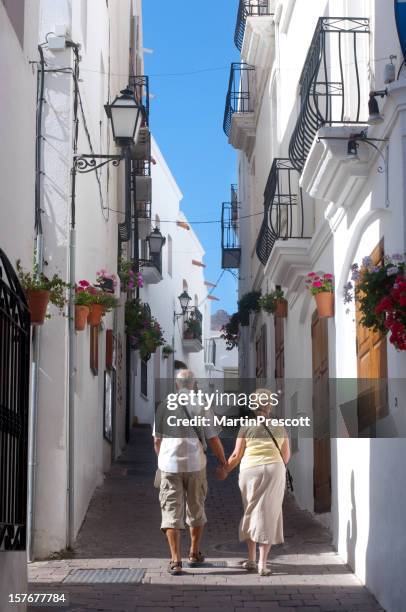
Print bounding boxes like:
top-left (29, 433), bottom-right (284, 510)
top-left (28, 428), bottom-right (383, 612)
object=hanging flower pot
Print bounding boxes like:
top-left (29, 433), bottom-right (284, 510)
top-left (315, 292), bottom-right (334, 318)
top-left (87, 303), bottom-right (104, 327)
top-left (305, 272), bottom-right (335, 318)
top-left (26, 289), bottom-right (51, 326)
top-left (16, 260), bottom-right (70, 325)
top-left (75, 305), bottom-right (90, 331)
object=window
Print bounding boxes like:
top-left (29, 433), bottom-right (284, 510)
top-left (141, 360), bottom-right (148, 397)
top-left (2, 0), bottom-right (25, 47)
top-left (167, 235), bottom-right (172, 277)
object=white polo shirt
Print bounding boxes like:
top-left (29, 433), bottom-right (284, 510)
top-left (153, 389), bottom-right (219, 473)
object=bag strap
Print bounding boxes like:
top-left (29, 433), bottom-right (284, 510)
top-left (261, 424), bottom-right (286, 466)
top-left (180, 404), bottom-right (206, 450)
top-left (261, 424), bottom-right (294, 491)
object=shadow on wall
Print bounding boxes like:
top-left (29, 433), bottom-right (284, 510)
top-left (346, 470), bottom-right (357, 571)
top-left (365, 439), bottom-right (406, 612)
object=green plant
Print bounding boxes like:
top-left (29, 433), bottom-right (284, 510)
top-left (91, 291), bottom-right (119, 312)
top-left (259, 289), bottom-right (285, 314)
top-left (238, 291), bottom-right (261, 315)
top-left (162, 344), bottom-right (174, 358)
top-left (125, 299), bottom-right (165, 359)
top-left (16, 259), bottom-right (71, 314)
top-left (221, 312), bottom-right (240, 350)
top-left (185, 317), bottom-right (202, 338)
top-left (305, 272), bottom-right (334, 295)
top-left (119, 259), bottom-right (143, 291)
top-left (75, 280), bottom-right (93, 307)
top-left (344, 254), bottom-right (406, 334)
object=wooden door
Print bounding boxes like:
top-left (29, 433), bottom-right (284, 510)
top-left (274, 316), bottom-right (284, 379)
top-left (256, 324), bottom-right (267, 381)
top-left (356, 241), bottom-right (388, 433)
top-left (312, 311), bottom-right (331, 513)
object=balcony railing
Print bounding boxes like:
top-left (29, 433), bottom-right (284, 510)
top-left (132, 159), bottom-right (151, 220)
top-left (288, 17), bottom-right (370, 174)
top-left (234, 0), bottom-right (273, 51)
top-left (183, 307), bottom-right (203, 343)
top-left (221, 185), bottom-right (241, 269)
top-left (256, 159), bottom-right (308, 266)
top-left (129, 74), bottom-right (150, 126)
top-left (223, 62), bottom-right (255, 138)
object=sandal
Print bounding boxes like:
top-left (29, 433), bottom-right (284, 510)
top-left (168, 560), bottom-right (182, 575)
top-left (188, 551), bottom-right (205, 567)
top-left (242, 560), bottom-right (257, 572)
top-left (258, 566), bottom-right (272, 576)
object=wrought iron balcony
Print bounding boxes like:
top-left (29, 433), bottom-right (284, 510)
top-left (223, 63), bottom-right (255, 137)
top-left (234, 0), bottom-right (273, 51)
top-left (132, 159), bottom-right (151, 220)
top-left (288, 17), bottom-right (370, 174)
top-left (129, 74), bottom-right (150, 126)
top-left (256, 159), bottom-right (309, 266)
top-left (223, 63), bottom-right (256, 153)
top-left (221, 185), bottom-right (241, 269)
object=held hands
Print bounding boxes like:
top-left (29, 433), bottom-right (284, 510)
top-left (215, 464), bottom-right (229, 481)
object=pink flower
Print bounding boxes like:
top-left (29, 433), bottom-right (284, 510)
top-left (308, 272), bottom-right (316, 277)
top-left (312, 280), bottom-right (322, 288)
top-left (79, 280), bottom-right (90, 288)
top-left (324, 274), bottom-right (334, 280)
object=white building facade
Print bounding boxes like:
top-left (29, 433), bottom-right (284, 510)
top-left (131, 136), bottom-right (209, 426)
top-left (225, 2), bottom-right (406, 611)
top-left (0, 0), bottom-right (40, 604)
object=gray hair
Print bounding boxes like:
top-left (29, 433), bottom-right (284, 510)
top-left (175, 369), bottom-right (195, 389)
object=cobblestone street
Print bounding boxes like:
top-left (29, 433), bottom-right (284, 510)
top-left (28, 428), bottom-right (384, 611)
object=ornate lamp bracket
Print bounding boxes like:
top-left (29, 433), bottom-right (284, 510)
top-left (74, 153), bottom-right (124, 174)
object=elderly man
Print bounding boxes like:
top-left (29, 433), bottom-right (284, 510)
top-left (153, 369), bottom-right (227, 575)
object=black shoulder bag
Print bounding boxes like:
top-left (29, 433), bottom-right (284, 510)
top-left (261, 424), bottom-right (294, 492)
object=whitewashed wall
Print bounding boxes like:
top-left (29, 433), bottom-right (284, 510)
top-left (33, 0), bottom-right (134, 558)
top-left (236, 1), bottom-right (406, 610)
top-left (131, 137), bottom-right (208, 426)
top-left (0, 0), bottom-right (40, 605)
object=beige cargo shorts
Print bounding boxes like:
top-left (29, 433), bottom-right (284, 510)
top-left (159, 468), bottom-right (208, 531)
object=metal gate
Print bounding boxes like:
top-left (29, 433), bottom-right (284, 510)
top-left (0, 249), bottom-right (30, 550)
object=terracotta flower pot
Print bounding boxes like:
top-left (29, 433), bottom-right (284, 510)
top-left (315, 292), bottom-right (334, 318)
top-left (75, 305), bottom-right (90, 331)
top-left (275, 298), bottom-right (288, 318)
top-left (26, 289), bottom-right (50, 326)
top-left (184, 331), bottom-right (194, 340)
top-left (87, 303), bottom-right (104, 327)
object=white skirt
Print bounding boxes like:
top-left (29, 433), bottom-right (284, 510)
top-left (238, 462), bottom-right (286, 545)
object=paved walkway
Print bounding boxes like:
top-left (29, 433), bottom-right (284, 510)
top-left (28, 427), bottom-right (384, 611)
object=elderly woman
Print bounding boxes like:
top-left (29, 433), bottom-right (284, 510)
top-left (219, 390), bottom-right (290, 576)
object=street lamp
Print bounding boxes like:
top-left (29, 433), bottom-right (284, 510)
top-left (104, 87), bottom-right (143, 147)
top-left (147, 227), bottom-right (166, 256)
top-left (178, 290), bottom-right (192, 315)
top-left (367, 90), bottom-right (387, 125)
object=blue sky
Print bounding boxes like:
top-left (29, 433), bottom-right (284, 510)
top-left (143, 0), bottom-right (239, 315)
